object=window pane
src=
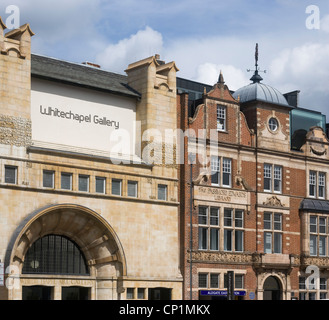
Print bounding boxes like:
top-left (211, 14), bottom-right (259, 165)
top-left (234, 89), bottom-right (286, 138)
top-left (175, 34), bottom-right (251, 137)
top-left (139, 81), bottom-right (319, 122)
top-left (309, 171), bottom-right (316, 197)
top-left (210, 274), bottom-right (219, 288)
top-left (235, 275), bottom-right (244, 289)
top-left (112, 179), bottom-right (122, 196)
top-left (274, 166), bottom-right (282, 192)
top-left (319, 172), bottom-right (326, 198)
top-left (264, 212), bottom-right (272, 230)
top-left (217, 105), bottom-right (226, 131)
top-left (319, 217), bottom-right (326, 234)
top-left (95, 177), bottom-right (105, 193)
top-left (158, 184), bottom-right (167, 200)
top-left (128, 181), bottom-right (137, 197)
top-left (78, 175), bottom-right (89, 192)
top-left (264, 232), bottom-right (272, 253)
top-left (43, 170), bottom-right (54, 188)
top-left (198, 274), bottom-right (208, 288)
top-left (224, 229), bottom-right (232, 251)
top-left (61, 173), bottom-right (72, 190)
top-left (138, 288), bottom-right (145, 299)
top-left (310, 216), bottom-right (317, 233)
top-left (274, 233), bottom-right (282, 253)
top-left (224, 209), bottom-right (232, 226)
top-left (274, 213), bottom-right (282, 231)
top-left (210, 208), bottom-right (219, 225)
top-left (319, 236), bottom-right (326, 256)
top-left (211, 156), bottom-right (220, 185)
top-left (235, 230), bottom-right (244, 252)
top-left (127, 288), bottom-right (134, 299)
top-left (198, 207), bottom-right (208, 224)
top-left (222, 158), bottom-right (231, 186)
top-left (299, 277), bottom-right (306, 289)
top-left (310, 235), bottom-right (317, 256)
top-left (210, 229), bottom-right (219, 250)
top-left (264, 164), bottom-right (272, 191)
top-left (5, 166), bottom-right (16, 184)
top-left (235, 210), bottom-right (244, 228)
top-left (198, 227), bottom-right (208, 250)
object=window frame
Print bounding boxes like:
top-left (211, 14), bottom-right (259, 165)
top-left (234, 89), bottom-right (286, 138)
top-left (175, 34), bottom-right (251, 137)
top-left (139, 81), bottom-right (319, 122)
top-left (61, 172), bottom-right (72, 190)
top-left (4, 165), bottom-right (17, 184)
top-left (127, 180), bottom-right (138, 198)
top-left (95, 176), bottom-right (106, 194)
top-left (78, 174), bottom-right (90, 192)
top-left (158, 184), bottom-right (167, 201)
top-left (112, 179), bottom-right (122, 196)
top-left (217, 105), bottom-right (226, 132)
top-left (264, 164), bottom-right (282, 194)
top-left (263, 212), bottom-right (282, 254)
top-left (43, 170), bottom-right (55, 188)
top-left (211, 156), bottom-right (232, 188)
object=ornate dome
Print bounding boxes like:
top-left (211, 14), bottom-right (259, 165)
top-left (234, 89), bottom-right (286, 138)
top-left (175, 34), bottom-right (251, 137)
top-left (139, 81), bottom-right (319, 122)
top-left (232, 81), bottom-right (289, 107)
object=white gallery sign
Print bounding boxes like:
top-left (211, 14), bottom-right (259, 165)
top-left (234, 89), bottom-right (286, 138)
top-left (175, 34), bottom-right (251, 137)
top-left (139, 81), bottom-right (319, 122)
top-left (31, 79), bottom-right (137, 156)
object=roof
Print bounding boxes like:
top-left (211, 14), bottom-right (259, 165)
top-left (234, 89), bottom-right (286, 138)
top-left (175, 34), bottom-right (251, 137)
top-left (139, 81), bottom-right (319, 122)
top-left (232, 82), bottom-right (291, 107)
top-left (300, 199), bottom-right (329, 213)
top-left (31, 54), bottom-right (141, 99)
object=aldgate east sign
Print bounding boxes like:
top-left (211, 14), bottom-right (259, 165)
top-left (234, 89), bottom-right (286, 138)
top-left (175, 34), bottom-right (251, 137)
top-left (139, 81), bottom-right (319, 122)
top-left (194, 186), bottom-right (249, 205)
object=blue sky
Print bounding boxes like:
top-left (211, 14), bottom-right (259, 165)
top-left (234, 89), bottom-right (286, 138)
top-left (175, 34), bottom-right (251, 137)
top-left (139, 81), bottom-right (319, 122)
top-left (1, 0), bottom-right (328, 119)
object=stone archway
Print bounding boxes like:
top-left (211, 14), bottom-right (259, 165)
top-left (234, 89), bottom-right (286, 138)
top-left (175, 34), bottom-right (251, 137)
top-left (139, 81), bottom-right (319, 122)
top-left (6, 204), bottom-right (127, 300)
top-left (263, 276), bottom-right (282, 300)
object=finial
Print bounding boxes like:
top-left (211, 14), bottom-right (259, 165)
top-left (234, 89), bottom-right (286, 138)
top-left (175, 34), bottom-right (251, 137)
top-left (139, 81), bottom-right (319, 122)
top-left (247, 43), bottom-right (266, 83)
top-left (218, 70), bottom-right (225, 84)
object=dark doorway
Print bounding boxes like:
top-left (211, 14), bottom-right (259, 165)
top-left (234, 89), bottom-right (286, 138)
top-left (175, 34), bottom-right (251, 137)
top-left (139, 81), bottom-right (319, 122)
top-left (148, 288), bottom-right (172, 300)
top-left (22, 286), bottom-right (52, 300)
top-left (62, 286), bottom-right (89, 300)
top-left (263, 276), bottom-right (282, 300)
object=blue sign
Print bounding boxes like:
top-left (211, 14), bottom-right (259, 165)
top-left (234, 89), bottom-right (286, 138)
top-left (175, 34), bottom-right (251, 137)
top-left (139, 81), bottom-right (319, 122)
top-left (249, 292), bottom-right (255, 300)
top-left (200, 290), bottom-right (246, 296)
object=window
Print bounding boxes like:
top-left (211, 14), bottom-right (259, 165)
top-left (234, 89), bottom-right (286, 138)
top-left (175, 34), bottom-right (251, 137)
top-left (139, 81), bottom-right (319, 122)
top-left (126, 288), bottom-right (134, 299)
top-left (95, 177), bottom-right (106, 194)
top-left (198, 273), bottom-right (208, 288)
top-left (128, 181), bottom-right (138, 197)
top-left (264, 164), bottom-right (282, 193)
top-left (210, 274), bottom-right (219, 288)
top-left (43, 170), bottom-right (54, 188)
top-left (264, 212), bottom-right (282, 254)
top-left (224, 209), bottom-right (244, 252)
top-left (22, 235), bottom-right (89, 275)
top-left (112, 179), bottom-right (122, 196)
top-left (217, 105), bottom-right (226, 131)
top-left (5, 165), bottom-right (17, 184)
top-left (310, 215), bottom-right (329, 256)
top-left (198, 207), bottom-right (220, 251)
top-left (78, 175), bottom-right (89, 192)
top-left (137, 288), bottom-right (145, 299)
top-left (211, 156), bottom-right (231, 187)
top-left (224, 273), bottom-right (245, 289)
top-left (268, 117), bottom-right (279, 132)
top-left (158, 184), bottom-right (167, 201)
top-left (309, 171), bottom-right (326, 199)
top-left (299, 275), bottom-right (328, 300)
top-left (61, 172), bottom-right (72, 190)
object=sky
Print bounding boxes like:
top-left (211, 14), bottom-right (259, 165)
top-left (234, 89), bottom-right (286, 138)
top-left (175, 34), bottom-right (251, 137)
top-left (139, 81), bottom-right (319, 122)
top-left (1, 0), bottom-right (328, 120)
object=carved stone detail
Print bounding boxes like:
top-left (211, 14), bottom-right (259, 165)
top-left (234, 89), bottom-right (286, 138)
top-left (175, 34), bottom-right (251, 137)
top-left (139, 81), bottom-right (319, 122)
top-left (263, 195), bottom-right (285, 207)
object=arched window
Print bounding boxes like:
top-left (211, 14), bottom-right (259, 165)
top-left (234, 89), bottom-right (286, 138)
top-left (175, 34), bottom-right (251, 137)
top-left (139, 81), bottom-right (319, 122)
top-left (22, 235), bottom-right (89, 275)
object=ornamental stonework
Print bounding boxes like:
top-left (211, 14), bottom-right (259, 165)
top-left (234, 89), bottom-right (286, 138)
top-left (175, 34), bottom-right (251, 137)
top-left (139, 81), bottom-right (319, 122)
top-left (0, 114), bottom-right (31, 147)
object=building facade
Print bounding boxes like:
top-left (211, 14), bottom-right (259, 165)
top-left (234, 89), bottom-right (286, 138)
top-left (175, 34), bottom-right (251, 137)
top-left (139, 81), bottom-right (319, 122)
top-left (178, 63), bottom-right (329, 300)
top-left (1, 18), bottom-right (329, 301)
top-left (0, 19), bottom-right (182, 300)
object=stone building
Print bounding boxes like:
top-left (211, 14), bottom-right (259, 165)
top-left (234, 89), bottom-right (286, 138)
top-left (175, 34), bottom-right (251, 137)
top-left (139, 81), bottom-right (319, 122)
top-left (177, 52), bottom-right (329, 300)
top-left (0, 19), bottom-right (182, 300)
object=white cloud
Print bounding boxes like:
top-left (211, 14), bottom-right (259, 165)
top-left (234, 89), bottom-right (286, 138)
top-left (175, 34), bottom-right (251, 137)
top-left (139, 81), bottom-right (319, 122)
top-left (195, 63), bottom-right (250, 90)
top-left (95, 26), bottom-right (163, 73)
top-left (321, 14), bottom-right (329, 33)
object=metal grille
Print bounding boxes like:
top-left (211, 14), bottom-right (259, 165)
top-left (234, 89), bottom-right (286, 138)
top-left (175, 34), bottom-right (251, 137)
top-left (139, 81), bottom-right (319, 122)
top-left (22, 235), bottom-right (89, 275)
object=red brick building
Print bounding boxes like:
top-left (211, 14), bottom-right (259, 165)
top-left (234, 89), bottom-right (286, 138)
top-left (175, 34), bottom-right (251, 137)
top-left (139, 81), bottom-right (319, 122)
top-left (177, 59), bottom-right (329, 300)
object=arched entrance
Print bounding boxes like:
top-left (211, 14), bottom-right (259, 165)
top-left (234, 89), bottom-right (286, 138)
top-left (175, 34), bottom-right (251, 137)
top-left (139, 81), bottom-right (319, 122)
top-left (6, 204), bottom-right (127, 300)
top-left (263, 276), bottom-right (282, 300)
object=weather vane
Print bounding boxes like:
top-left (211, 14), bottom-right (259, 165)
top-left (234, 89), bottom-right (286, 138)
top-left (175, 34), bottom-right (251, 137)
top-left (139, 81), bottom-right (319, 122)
top-left (247, 43), bottom-right (266, 83)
